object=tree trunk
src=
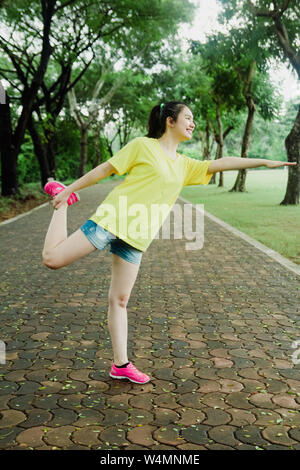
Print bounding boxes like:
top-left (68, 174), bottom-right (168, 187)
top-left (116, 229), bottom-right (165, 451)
top-left (200, 130), bottom-right (206, 158)
top-left (217, 144), bottom-right (224, 188)
top-left (281, 103), bottom-right (300, 205)
top-left (46, 134), bottom-right (56, 179)
top-left (202, 122), bottom-right (214, 161)
top-left (10, 0), bottom-right (55, 164)
top-left (27, 116), bottom-right (51, 188)
top-left (0, 0), bottom-right (55, 195)
top-left (93, 134), bottom-right (103, 167)
top-left (0, 91), bottom-right (18, 196)
top-left (210, 144), bottom-right (220, 185)
top-left (78, 126), bottom-right (88, 177)
top-left (215, 103), bottom-right (224, 188)
top-left (230, 96), bottom-right (256, 193)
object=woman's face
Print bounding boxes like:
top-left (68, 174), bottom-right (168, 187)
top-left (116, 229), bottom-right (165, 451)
top-left (168, 106), bottom-right (196, 141)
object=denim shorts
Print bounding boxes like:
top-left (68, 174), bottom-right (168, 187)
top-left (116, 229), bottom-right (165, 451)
top-left (80, 219), bottom-right (143, 265)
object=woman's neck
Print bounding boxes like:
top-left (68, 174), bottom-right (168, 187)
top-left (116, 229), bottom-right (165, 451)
top-left (157, 134), bottom-right (179, 158)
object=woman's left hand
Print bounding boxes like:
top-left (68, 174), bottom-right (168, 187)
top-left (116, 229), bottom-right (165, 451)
top-left (266, 160), bottom-right (297, 168)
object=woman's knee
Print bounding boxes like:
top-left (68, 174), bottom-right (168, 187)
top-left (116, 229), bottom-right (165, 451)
top-left (42, 250), bottom-right (61, 270)
top-left (108, 292), bottom-right (130, 309)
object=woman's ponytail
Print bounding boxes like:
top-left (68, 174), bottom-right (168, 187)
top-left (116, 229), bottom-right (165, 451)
top-left (146, 104), bottom-right (162, 139)
top-left (146, 101), bottom-right (187, 139)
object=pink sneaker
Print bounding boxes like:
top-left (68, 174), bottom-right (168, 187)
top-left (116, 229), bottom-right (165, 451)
top-left (109, 362), bottom-right (151, 384)
top-left (44, 180), bottom-right (80, 206)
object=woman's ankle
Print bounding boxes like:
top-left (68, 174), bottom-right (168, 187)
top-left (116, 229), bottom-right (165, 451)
top-left (54, 202), bottom-right (68, 210)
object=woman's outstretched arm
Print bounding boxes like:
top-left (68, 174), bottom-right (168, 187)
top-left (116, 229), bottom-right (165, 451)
top-left (208, 157), bottom-right (297, 173)
top-left (51, 161), bottom-right (116, 210)
top-left (66, 161), bottom-right (116, 193)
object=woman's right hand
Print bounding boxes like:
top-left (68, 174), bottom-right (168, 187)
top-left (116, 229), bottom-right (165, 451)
top-left (52, 189), bottom-right (70, 210)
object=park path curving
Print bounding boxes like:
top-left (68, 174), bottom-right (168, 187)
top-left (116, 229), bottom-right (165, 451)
top-left (0, 180), bottom-right (300, 450)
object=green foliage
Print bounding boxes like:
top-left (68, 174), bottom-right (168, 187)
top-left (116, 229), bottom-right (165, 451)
top-left (18, 133), bottom-right (40, 184)
top-left (219, 0), bottom-right (300, 72)
top-left (54, 116), bottom-right (84, 180)
top-left (1, 0), bottom-right (298, 188)
top-left (225, 96), bottom-right (300, 160)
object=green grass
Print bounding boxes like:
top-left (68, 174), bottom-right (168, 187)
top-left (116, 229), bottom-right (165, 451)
top-left (180, 169), bottom-right (300, 265)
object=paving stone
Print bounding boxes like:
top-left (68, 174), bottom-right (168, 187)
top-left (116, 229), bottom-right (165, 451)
top-left (258, 368), bottom-right (282, 380)
top-left (9, 394), bottom-right (35, 411)
top-left (238, 368), bottom-right (261, 380)
top-left (152, 368), bottom-right (174, 381)
top-left (224, 392), bottom-right (254, 410)
top-left (126, 408), bottom-right (153, 426)
top-left (153, 424), bottom-right (186, 446)
top-left (15, 426), bottom-right (46, 448)
top-left (216, 368), bottom-right (239, 380)
top-left (212, 358), bottom-right (234, 368)
top-left (101, 409), bottom-right (128, 426)
top-left (177, 443), bottom-right (207, 450)
top-left (48, 408), bottom-right (78, 427)
top-left (0, 410), bottom-right (27, 428)
top-left (174, 380), bottom-right (198, 394)
top-left (252, 409), bottom-right (282, 426)
top-left (201, 392), bottom-right (228, 409)
top-left (58, 393), bottom-right (86, 410)
top-left (127, 425), bottom-right (156, 447)
top-left (176, 408), bottom-right (205, 426)
top-left (289, 428), bottom-right (300, 443)
top-left (208, 425), bottom-right (239, 447)
top-left (151, 380), bottom-right (176, 394)
top-left (196, 379), bottom-right (220, 393)
top-left (272, 394), bottom-right (300, 410)
top-left (34, 394), bottom-right (60, 410)
top-left (73, 426), bottom-right (103, 447)
top-left (68, 369), bottom-right (92, 382)
top-left (43, 425), bottom-right (76, 447)
top-left (0, 381), bottom-right (19, 395)
top-left (129, 393), bottom-right (153, 410)
top-left (262, 425), bottom-right (298, 447)
top-left (180, 425), bottom-right (211, 445)
top-left (235, 425), bottom-right (270, 448)
top-left (194, 367), bottom-right (218, 380)
top-left (174, 367), bottom-right (197, 380)
top-left (274, 408), bottom-right (300, 426)
top-left (202, 407), bottom-right (231, 426)
top-left (19, 409), bottom-right (52, 429)
top-left (248, 392), bottom-right (276, 409)
top-left (16, 381), bottom-right (41, 395)
top-left (5, 370), bottom-right (28, 382)
top-left (178, 392), bottom-right (204, 409)
top-left (73, 409), bottom-right (104, 427)
top-left (153, 394), bottom-right (179, 410)
top-left (219, 379), bottom-right (244, 393)
top-left (206, 443), bottom-right (235, 450)
top-left (227, 408), bottom-right (256, 427)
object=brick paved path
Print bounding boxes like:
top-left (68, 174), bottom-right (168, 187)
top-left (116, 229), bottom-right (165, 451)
top-left (1, 181), bottom-right (300, 450)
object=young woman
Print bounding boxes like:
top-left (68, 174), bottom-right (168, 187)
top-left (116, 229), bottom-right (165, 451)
top-left (42, 101), bottom-right (296, 384)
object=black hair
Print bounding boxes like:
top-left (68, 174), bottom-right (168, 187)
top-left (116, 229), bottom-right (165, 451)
top-left (146, 101), bottom-right (188, 139)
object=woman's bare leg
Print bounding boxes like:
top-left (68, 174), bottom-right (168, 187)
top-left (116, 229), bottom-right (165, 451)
top-left (42, 203), bottom-right (96, 269)
top-left (108, 254), bottom-right (140, 366)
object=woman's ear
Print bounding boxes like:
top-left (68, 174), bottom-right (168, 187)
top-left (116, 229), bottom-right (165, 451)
top-left (166, 116), bottom-right (175, 128)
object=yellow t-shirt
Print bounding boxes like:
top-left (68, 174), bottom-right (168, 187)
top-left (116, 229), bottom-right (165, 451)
top-left (89, 136), bottom-right (213, 252)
